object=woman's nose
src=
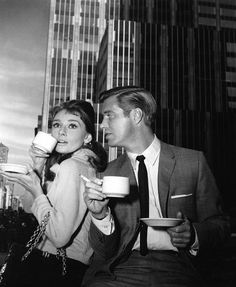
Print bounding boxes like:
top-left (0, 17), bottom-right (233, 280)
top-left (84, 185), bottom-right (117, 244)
top-left (59, 126), bottom-right (67, 135)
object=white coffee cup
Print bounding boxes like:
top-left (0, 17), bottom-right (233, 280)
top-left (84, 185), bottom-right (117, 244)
top-left (102, 176), bottom-right (130, 197)
top-left (32, 131), bottom-right (57, 153)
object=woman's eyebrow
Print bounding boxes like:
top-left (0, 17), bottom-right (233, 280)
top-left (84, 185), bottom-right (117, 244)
top-left (103, 110), bottom-right (112, 114)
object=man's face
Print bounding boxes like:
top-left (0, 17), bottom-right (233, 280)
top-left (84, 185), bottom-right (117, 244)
top-left (100, 97), bottom-right (134, 148)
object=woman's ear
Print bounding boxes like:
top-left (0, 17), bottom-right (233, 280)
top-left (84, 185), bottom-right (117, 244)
top-left (84, 133), bottom-right (92, 145)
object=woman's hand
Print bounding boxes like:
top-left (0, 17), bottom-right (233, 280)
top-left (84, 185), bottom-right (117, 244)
top-left (29, 145), bottom-right (49, 176)
top-left (0, 167), bottom-right (44, 199)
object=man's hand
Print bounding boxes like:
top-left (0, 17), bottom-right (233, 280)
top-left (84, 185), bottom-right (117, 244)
top-left (83, 178), bottom-right (109, 219)
top-left (166, 211), bottom-right (195, 249)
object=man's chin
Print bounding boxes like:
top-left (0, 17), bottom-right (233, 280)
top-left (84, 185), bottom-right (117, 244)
top-left (107, 140), bottom-right (122, 148)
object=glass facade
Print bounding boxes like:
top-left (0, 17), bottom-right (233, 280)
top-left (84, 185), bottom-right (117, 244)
top-left (42, 0), bottom-right (106, 130)
top-left (95, 0), bottom-right (236, 209)
top-left (41, 0), bottom-right (236, 210)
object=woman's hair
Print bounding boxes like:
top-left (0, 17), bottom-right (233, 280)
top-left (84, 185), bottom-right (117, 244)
top-left (99, 86), bottom-right (157, 127)
top-left (44, 100), bottom-right (107, 183)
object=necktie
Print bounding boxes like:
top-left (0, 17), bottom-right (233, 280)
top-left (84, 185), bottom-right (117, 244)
top-left (136, 155), bottom-right (149, 256)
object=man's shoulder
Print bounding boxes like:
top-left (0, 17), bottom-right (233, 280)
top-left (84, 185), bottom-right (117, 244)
top-left (108, 153), bottom-right (127, 167)
top-left (101, 153), bottom-right (128, 175)
top-left (161, 141), bottom-right (203, 159)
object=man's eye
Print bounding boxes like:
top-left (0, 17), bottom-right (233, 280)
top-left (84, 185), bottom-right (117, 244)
top-left (105, 113), bottom-right (114, 119)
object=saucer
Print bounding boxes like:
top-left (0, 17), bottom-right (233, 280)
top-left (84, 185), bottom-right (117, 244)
top-left (140, 218), bottom-right (184, 227)
top-left (0, 163), bottom-right (28, 174)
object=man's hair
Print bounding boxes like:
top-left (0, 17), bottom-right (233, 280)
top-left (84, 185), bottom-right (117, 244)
top-left (99, 86), bottom-right (157, 126)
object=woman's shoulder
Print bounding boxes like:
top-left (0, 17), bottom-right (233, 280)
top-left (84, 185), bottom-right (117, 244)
top-left (60, 149), bottom-right (96, 168)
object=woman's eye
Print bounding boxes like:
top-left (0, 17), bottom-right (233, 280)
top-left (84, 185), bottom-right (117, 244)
top-left (68, 123), bottom-right (78, 129)
top-left (52, 122), bottom-right (60, 128)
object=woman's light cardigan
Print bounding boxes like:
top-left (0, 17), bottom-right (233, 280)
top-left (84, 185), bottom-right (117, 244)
top-left (31, 149), bottom-right (96, 265)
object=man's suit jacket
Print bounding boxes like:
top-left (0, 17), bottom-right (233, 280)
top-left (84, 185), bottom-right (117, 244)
top-left (84, 141), bottom-right (230, 281)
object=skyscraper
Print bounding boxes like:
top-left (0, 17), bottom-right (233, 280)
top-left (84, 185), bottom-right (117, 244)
top-left (41, 0), bottom-right (236, 210)
top-left (42, 0), bottom-right (107, 131)
top-left (0, 143), bottom-right (8, 164)
top-left (95, 0), bottom-right (236, 209)
top-left (0, 142), bottom-right (9, 209)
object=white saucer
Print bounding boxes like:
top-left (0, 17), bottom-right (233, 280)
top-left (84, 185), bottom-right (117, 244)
top-left (140, 218), bottom-right (184, 227)
top-left (0, 163), bottom-right (28, 174)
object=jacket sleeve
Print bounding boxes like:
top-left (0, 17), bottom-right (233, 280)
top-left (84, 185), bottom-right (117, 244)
top-left (89, 220), bottom-right (119, 260)
top-left (193, 152), bottom-right (230, 251)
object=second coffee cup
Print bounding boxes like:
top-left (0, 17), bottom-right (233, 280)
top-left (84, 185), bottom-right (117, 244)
top-left (102, 176), bottom-right (130, 197)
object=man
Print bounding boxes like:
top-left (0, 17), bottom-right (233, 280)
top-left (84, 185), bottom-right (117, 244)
top-left (83, 86), bottom-right (230, 287)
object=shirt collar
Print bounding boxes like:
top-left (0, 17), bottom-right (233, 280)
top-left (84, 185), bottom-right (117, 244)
top-left (127, 135), bottom-right (160, 169)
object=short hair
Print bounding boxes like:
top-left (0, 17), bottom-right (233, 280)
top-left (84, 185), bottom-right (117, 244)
top-left (99, 86), bottom-right (157, 126)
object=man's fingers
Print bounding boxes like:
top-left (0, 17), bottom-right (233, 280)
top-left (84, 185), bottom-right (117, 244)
top-left (85, 189), bottom-right (107, 200)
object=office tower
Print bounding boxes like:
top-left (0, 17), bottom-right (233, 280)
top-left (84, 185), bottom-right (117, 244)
top-left (42, 0), bottom-right (107, 131)
top-left (0, 143), bottom-right (8, 209)
top-left (94, 0), bottom-right (236, 209)
top-left (41, 0), bottom-right (236, 209)
top-left (0, 142), bottom-right (8, 163)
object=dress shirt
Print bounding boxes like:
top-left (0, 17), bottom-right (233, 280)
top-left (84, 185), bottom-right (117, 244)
top-left (91, 207), bottom-right (114, 235)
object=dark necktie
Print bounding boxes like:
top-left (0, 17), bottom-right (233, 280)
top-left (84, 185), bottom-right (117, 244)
top-left (136, 155), bottom-right (149, 256)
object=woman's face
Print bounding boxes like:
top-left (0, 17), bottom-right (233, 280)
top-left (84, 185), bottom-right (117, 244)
top-left (51, 110), bottom-right (91, 154)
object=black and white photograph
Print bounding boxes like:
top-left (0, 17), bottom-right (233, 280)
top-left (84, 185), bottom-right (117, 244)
top-left (0, 1), bottom-right (236, 286)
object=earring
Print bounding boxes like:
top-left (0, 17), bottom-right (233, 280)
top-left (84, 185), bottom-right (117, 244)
top-left (84, 141), bottom-right (92, 148)
top-left (84, 134), bottom-right (92, 146)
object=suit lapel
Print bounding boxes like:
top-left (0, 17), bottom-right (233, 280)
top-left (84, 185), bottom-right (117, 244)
top-left (158, 142), bottom-right (176, 217)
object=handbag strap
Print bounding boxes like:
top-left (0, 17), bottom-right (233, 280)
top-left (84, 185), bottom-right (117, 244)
top-left (21, 211), bottom-right (67, 275)
top-left (21, 211), bottom-right (50, 262)
top-left (56, 248), bottom-right (67, 276)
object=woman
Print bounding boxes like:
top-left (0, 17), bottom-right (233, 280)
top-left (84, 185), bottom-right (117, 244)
top-left (0, 100), bottom-right (107, 287)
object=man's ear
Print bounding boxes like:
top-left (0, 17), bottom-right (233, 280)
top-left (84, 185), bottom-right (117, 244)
top-left (131, 108), bottom-right (143, 124)
top-left (84, 133), bottom-right (92, 144)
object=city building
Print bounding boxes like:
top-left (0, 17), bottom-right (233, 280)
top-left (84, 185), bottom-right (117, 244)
top-left (0, 143), bottom-right (21, 210)
top-left (94, 0), bottom-right (236, 212)
top-left (41, 0), bottom-right (107, 131)
top-left (0, 143), bottom-right (9, 209)
top-left (41, 0), bottom-right (236, 211)
top-left (0, 143), bottom-right (8, 164)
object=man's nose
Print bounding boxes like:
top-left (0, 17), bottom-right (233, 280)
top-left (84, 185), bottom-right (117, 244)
top-left (100, 118), bottom-right (108, 129)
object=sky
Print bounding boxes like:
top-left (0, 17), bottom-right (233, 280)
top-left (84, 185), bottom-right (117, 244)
top-left (0, 0), bottom-right (50, 165)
